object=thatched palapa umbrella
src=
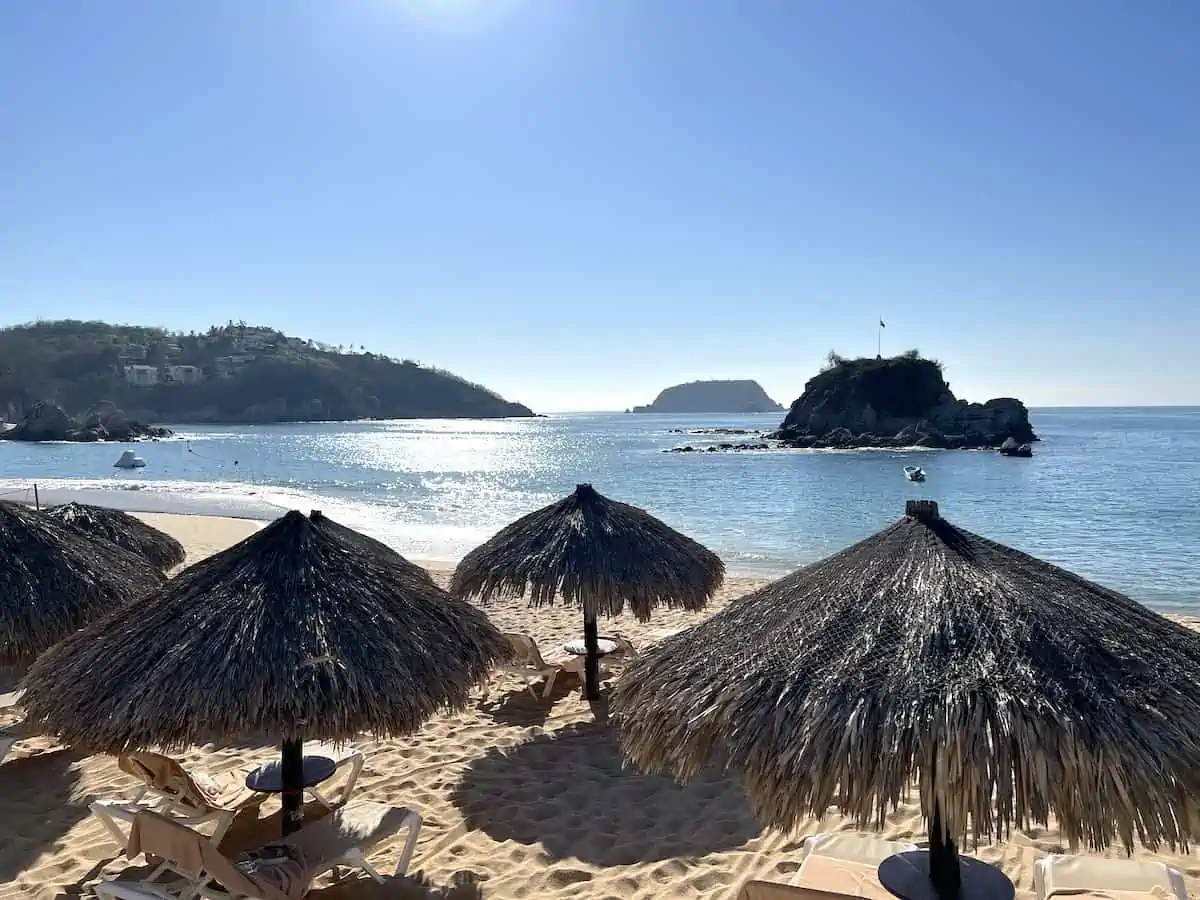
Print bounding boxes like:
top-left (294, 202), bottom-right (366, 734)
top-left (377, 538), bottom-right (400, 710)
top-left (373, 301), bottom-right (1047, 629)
top-left (20, 509), bottom-right (505, 834)
top-left (614, 500), bottom-right (1200, 900)
top-left (1, 500), bottom-right (165, 667)
top-left (316, 513), bottom-right (435, 585)
top-left (44, 502), bottom-right (186, 572)
top-left (451, 483), bottom-right (724, 700)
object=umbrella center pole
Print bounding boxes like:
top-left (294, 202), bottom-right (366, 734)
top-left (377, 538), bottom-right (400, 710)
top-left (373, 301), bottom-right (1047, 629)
top-left (281, 737), bottom-right (305, 836)
top-left (583, 612), bottom-right (601, 701)
top-left (928, 800), bottom-right (962, 899)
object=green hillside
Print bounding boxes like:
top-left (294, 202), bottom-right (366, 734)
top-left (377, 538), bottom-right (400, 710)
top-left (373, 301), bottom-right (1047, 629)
top-left (0, 320), bottom-right (534, 423)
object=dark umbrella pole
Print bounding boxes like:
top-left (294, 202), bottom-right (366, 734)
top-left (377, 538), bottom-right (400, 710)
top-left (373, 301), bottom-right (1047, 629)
top-left (281, 737), bottom-right (305, 835)
top-left (583, 611), bottom-right (601, 701)
top-left (928, 799), bottom-right (961, 898)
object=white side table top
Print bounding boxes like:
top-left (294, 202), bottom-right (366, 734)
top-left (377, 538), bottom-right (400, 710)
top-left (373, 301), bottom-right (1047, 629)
top-left (563, 638), bottom-right (618, 656)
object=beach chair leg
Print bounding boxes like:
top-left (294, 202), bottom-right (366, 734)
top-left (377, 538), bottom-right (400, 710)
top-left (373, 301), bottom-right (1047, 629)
top-left (392, 808), bottom-right (423, 876)
top-left (90, 802), bottom-right (134, 851)
top-left (540, 669), bottom-right (559, 699)
top-left (310, 756), bottom-right (362, 809)
top-left (336, 752), bottom-right (363, 804)
top-left (359, 856), bottom-right (385, 884)
top-left (208, 812), bottom-right (236, 847)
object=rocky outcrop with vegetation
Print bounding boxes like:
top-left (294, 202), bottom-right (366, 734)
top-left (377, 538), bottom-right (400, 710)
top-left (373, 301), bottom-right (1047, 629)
top-left (0, 320), bottom-right (534, 429)
top-left (771, 352), bottom-right (1037, 449)
top-left (631, 380), bottom-right (783, 414)
top-left (1, 401), bottom-right (171, 443)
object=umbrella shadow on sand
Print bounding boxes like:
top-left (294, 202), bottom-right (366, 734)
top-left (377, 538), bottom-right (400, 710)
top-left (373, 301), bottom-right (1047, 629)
top-left (477, 671), bottom-right (585, 728)
top-left (311, 870), bottom-right (487, 900)
top-left (450, 722), bottom-right (761, 865)
top-left (0, 748), bottom-right (92, 884)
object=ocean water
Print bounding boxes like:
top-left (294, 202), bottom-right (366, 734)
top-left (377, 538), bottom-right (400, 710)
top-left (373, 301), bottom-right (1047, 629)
top-left (1, 408), bottom-right (1198, 611)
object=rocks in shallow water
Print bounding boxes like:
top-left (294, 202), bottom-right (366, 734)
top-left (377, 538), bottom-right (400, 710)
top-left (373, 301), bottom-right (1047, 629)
top-left (664, 442), bottom-right (769, 453)
top-left (2, 401), bottom-right (172, 442)
top-left (3, 402), bottom-right (73, 442)
top-left (667, 427), bottom-right (761, 435)
top-left (771, 354), bottom-right (1038, 450)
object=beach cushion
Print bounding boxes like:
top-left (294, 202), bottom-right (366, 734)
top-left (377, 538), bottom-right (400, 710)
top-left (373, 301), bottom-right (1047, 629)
top-left (1035, 855), bottom-right (1187, 900)
top-left (790, 833), bottom-right (919, 900)
top-left (128, 810), bottom-right (304, 900)
top-left (119, 751), bottom-right (264, 812)
top-left (740, 883), bottom-right (857, 900)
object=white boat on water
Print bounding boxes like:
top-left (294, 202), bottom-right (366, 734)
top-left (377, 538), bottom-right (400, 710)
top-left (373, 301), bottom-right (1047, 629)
top-left (903, 465), bottom-right (926, 482)
top-left (114, 450), bottom-right (146, 469)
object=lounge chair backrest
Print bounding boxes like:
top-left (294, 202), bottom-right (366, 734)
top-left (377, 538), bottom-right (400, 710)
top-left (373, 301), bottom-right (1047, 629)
top-left (118, 751), bottom-right (226, 811)
top-left (129, 811), bottom-right (297, 900)
top-left (501, 633), bottom-right (547, 669)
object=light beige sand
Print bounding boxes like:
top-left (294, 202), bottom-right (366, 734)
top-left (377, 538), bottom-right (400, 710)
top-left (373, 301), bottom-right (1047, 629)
top-left (132, 512), bottom-right (265, 567)
top-left (2, 514), bottom-right (1198, 900)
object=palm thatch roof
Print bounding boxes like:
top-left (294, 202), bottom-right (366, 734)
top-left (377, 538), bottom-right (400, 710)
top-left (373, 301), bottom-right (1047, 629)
top-left (313, 512), bottom-right (434, 584)
top-left (1, 500), bottom-right (165, 667)
top-left (614, 499), bottom-right (1200, 853)
top-left (44, 502), bottom-right (186, 573)
top-left (450, 483), bottom-right (724, 621)
top-left (19, 510), bottom-right (506, 752)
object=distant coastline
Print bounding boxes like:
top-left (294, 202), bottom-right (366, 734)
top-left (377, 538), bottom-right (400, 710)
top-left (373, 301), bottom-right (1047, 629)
top-left (629, 380), bottom-right (784, 415)
top-left (0, 320), bottom-right (535, 434)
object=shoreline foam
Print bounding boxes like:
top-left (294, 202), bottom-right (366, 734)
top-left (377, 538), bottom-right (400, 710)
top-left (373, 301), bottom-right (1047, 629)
top-left (5, 510), bottom-right (1200, 899)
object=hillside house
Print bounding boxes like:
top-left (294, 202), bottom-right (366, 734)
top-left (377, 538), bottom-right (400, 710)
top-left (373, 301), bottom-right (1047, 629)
top-left (165, 364), bottom-right (203, 385)
top-left (123, 364), bottom-right (159, 386)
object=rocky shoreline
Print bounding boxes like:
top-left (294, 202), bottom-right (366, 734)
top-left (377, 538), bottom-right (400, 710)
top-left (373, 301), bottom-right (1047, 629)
top-left (772, 354), bottom-right (1036, 450)
top-left (661, 354), bottom-right (1038, 454)
top-left (1, 401), bottom-right (172, 443)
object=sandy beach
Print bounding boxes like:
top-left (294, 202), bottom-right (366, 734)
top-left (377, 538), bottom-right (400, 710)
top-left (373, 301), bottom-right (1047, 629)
top-left (2, 512), bottom-right (1198, 900)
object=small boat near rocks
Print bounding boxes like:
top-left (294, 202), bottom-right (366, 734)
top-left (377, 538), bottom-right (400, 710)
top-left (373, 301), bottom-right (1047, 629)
top-left (999, 437), bottom-right (1033, 458)
top-left (903, 465), bottom-right (926, 482)
top-left (114, 450), bottom-right (146, 469)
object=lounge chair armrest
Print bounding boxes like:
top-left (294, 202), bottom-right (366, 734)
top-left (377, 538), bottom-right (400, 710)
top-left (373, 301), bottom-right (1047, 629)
top-left (392, 808), bottom-right (423, 876)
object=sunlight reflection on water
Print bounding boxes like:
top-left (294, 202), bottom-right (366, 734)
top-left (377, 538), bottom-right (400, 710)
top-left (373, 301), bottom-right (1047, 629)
top-left (1, 409), bottom-right (1198, 611)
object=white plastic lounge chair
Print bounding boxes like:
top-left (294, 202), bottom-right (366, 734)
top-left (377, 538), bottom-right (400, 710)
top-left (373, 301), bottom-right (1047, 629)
top-left (90, 752), bottom-right (269, 849)
top-left (90, 745), bottom-right (364, 849)
top-left (1035, 854), bottom-right (1187, 900)
top-left (482, 633), bottom-right (565, 700)
top-left (739, 833), bottom-right (919, 900)
top-left (794, 833), bottom-right (919, 900)
top-left (297, 741), bottom-right (364, 810)
top-left (94, 802), bottom-right (422, 900)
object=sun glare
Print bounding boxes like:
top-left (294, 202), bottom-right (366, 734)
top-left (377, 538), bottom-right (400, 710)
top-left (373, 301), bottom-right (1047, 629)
top-left (392, 0), bottom-right (528, 34)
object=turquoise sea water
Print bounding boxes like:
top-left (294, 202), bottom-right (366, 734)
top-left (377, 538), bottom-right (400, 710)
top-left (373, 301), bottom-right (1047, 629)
top-left (1, 408), bottom-right (1198, 611)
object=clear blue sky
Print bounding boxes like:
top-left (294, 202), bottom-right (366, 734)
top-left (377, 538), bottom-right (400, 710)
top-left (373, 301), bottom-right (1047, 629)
top-left (3, 1), bottom-right (1197, 412)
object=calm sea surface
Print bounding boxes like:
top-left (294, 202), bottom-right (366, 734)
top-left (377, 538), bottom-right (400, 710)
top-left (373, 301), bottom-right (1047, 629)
top-left (1, 408), bottom-right (1198, 611)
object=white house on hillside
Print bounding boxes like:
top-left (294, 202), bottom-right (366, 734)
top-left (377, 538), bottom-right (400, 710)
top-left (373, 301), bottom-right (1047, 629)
top-left (165, 364), bottom-right (203, 385)
top-left (123, 365), bottom-right (159, 386)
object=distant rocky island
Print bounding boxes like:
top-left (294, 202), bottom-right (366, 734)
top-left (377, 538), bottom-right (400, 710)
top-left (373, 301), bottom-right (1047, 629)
top-left (630, 380), bottom-right (783, 414)
top-left (0, 320), bottom-right (534, 440)
top-left (769, 352), bottom-right (1037, 450)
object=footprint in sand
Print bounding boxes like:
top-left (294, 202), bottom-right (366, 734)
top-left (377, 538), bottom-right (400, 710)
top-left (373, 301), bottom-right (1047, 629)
top-left (545, 868), bottom-right (594, 888)
top-left (689, 870), bottom-right (734, 892)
